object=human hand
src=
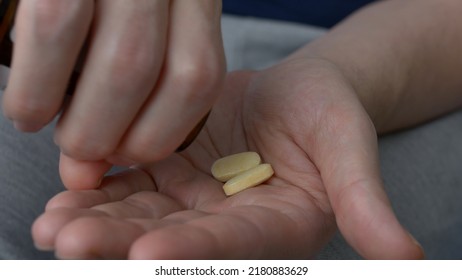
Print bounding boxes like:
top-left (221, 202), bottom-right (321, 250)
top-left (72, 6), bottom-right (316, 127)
top-left (32, 59), bottom-right (424, 259)
top-left (2, 0), bottom-right (225, 187)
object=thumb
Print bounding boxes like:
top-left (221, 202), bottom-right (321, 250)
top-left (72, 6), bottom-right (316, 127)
top-left (59, 152), bottom-right (112, 190)
top-left (313, 105), bottom-right (424, 259)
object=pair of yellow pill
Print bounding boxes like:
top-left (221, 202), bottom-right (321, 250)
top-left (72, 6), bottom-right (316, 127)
top-left (211, 152), bottom-right (274, 196)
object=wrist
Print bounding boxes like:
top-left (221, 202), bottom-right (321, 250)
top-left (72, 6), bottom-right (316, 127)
top-left (287, 47), bottom-right (404, 134)
top-left (289, 0), bottom-right (462, 134)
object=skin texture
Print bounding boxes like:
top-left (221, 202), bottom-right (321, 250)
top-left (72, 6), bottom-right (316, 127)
top-left (15, 0), bottom-right (462, 259)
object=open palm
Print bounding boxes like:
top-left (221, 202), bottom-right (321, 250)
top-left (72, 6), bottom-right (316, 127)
top-left (32, 59), bottom-right (423, 259)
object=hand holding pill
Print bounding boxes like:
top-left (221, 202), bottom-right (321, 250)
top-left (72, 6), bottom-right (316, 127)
top-left (32, 65), bottom-right (423, 260)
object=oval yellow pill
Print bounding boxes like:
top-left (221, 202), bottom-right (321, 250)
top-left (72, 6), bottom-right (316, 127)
top-left (211, 152), bottom-right (261, 182)
top-left (223, 163), bottom-right (274, 196)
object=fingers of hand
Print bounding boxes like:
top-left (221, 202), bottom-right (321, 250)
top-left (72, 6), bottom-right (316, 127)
top-left (2, 0), bottom-right (93, 131)
top-left (58, 153), bottom-right (112, 190)
top-left (114, 0), bottom-right (226, 163)
top-left (6, 0), bottom-right (225, 166)
top-left (52, 165), bottom-right (155, 199)
top-left (50, 208), bottom-right (310, 260)
top-left (55, 0), bottom-right (170, 161)
top-left (129, 206), bottom-right (312, 259)
top-left (54, 0), bottom-right (225, 164)
top-left (32, 168), bottom-right (177, 258)
top-left (37, 214), bottom-right (148, 259)
top-left (32, 208), bottom-right (106, 252)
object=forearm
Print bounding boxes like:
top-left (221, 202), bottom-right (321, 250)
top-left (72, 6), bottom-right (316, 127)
top-left (292, 0), bottom-right (462, 133)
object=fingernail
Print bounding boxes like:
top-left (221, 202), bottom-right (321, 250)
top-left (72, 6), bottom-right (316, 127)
top-left (96, 177), bottom-right (104, 188)
top-left (34, 243), bottom-right (54, 252)
top-left (408, 232), bottom-right (426, 259)
top-left (13, 121), bottom-right (43, 132)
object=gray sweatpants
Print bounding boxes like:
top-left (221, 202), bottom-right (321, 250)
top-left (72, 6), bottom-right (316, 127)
top-left (1, 15), bottom-right (461, 259)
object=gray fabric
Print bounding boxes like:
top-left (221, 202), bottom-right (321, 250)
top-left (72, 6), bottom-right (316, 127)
top-left (0, 14), bottom-right (461, 259)
top-left (0, 111), bottom-right (62, 259)
top-left (222, 15), bottom-right (326, 71)
top-left (378, 115), bottom-right (462, 260)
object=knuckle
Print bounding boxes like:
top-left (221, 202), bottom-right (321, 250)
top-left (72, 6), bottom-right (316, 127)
top-left (27, 0), bottom-right (91, 40)
top-left (57, 132), bottom-right (114, 161)
top-left (122, 135), bottom-right (174, 163)
top-left (125, 43), bottom-right (159, 76)
top-left (103, 42), bottom-right (159, 92)
top-left (4, 96), bottom-right (55, 124)
top-left (124, 146), bottom-right (160, 164)
top-left (171, 57), bottom-right (224, 101)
